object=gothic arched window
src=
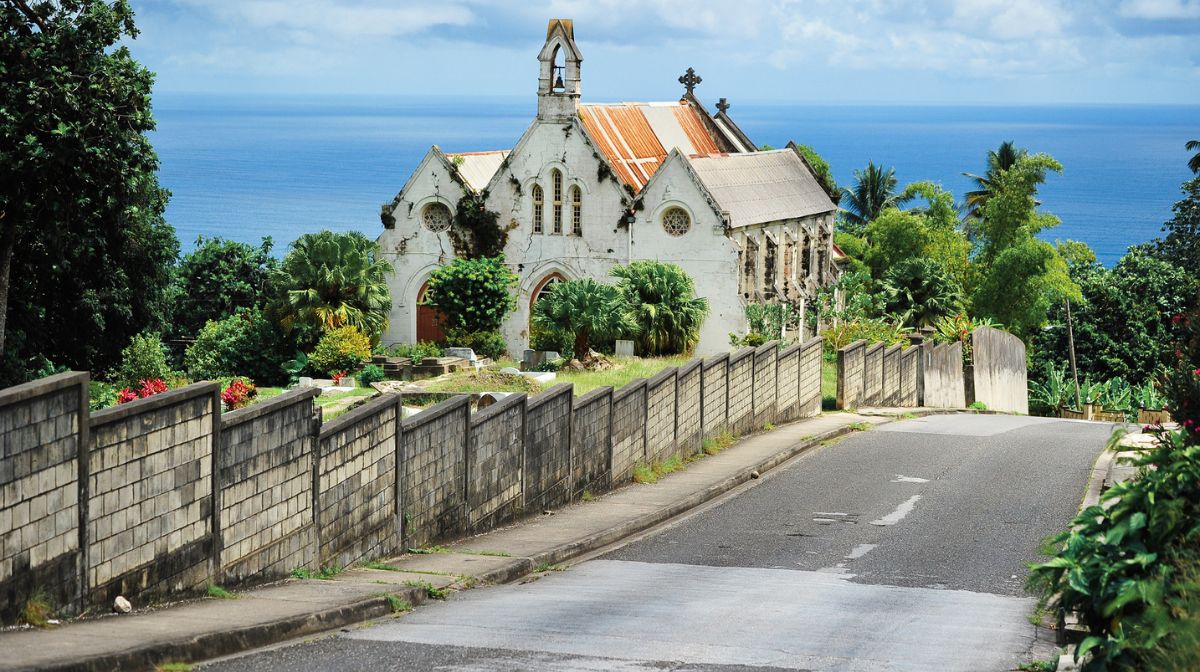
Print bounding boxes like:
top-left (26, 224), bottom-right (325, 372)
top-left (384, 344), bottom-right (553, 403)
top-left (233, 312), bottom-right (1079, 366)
top-left (532, 183), bottom-right (544, 234)
top-left (570, 185), bottom-right (582, 236)
top-left (551, 169), bottom-right (563, 234)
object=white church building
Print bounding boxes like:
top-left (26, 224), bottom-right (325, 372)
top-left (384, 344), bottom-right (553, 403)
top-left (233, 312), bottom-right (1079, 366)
top-left (378, 19), bottom-right (840, 356)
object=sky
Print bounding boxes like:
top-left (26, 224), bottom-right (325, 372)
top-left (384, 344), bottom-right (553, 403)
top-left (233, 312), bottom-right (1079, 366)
top-left (128, 0), bottom-right (1200, 104)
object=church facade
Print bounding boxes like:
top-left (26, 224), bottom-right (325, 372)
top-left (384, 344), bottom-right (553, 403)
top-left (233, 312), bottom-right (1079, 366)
top-left (377, 19), bottom-right (840, 356)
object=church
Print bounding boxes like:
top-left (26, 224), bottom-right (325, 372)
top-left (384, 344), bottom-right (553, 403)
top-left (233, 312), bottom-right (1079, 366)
top-left (378, 19), bottom-right (841, 356)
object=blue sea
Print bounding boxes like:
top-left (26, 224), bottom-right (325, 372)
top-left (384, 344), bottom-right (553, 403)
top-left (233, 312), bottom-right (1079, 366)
top-left (152, 95), bottom-right (1199, 266)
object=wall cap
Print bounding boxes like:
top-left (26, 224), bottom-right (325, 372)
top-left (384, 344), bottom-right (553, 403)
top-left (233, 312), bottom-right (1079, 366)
top-left (0, 371), bottom-right (88, 409)
top-left (319, 393), bottom-right (400, 440)
top-left (90, 381), bottom-right (219, 427)
top-left (400, 394), bottom-right (470, 431)
top-left (222, 387), bottom-right (320, 428)
top-left (470, 391), bottom-right (525, 426)
top-left (527, 383), bottom-right (573, 412)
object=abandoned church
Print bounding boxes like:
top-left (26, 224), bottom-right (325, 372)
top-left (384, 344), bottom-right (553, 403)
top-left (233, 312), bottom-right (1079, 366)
top-left (378, 19), bottom-right (842, 356)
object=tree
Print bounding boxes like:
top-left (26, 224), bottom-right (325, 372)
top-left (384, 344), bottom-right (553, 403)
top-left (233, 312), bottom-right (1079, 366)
top-left (1, 0), bottom-right (178, 382)
top-left (962, 141), bottom-right (1045, 220)
top-left (789, 142), bottom-right (840, 204)
top-left (1154, 176), bottom-right (1200, 273)
top-left (972, 237), bottom-right (1078, 338)
top-left (1188, 139), bottom-right (1200, 174)
top-left (839, 162), bottom-right (898, 233)
top-left (173, 237), bottom-right (276, 340)
top-left (271, 231), bottom-right (393, 345)
top-left (183, 308), bottom-right (293, 385)
top-left (881, 258), bottom-right (962, 329)
top-left (611, 261), bottom-right (709, 356)
top-left (531, 279), bottom-right (634, 360)
top-left (860, 183), bottom-right (971, 291)
top-left (974, 153), bottom-right (1064, 264)
top-left (421, 256), bottom-right (517, 334)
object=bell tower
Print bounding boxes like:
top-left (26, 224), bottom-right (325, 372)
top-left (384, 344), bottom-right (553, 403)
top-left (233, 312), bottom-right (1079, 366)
top-left (537, 19), bottom-right (582, 121)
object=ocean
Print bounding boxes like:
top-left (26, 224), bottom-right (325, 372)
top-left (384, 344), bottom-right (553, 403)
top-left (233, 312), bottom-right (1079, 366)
top-left (152, 95), bottom-right (1198, 266)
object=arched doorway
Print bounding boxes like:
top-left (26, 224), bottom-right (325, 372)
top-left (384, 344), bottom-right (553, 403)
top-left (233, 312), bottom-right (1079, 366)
top-left (416, 281), bottom-right (447, 343)
top-left (528, 273), bottom-right (566, 348)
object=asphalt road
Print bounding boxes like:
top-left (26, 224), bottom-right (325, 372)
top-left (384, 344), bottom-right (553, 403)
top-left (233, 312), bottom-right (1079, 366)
top-left (202, 414), bottom-right (1110, 672)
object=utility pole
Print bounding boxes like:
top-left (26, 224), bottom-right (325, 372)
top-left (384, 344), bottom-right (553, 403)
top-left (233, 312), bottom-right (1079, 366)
top-left (1065, 300), bottom-right (1081, 410)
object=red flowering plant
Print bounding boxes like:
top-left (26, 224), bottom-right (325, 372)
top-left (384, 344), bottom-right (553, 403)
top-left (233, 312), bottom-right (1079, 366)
top-left (331, 371), bottom-right (349, 386)
top-left (116, 378), bottom-right (169, 404)
top-left (1162, 302), bottom-right (1200, 445)
top-left (221, 378), bottom-right (257, 411)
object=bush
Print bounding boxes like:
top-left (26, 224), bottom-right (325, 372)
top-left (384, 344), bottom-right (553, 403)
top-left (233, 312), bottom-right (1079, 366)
top-left (88, 381), bottom-right (118, 411)
top-left (443, 328), bottom-right (507, 361)
top-left (530, 279), bottom-right (634, 360)
top-left (113, 333), bottom-right (171, 390)
top-left (358, 364), bottom-right (386, 386)
top-left (220, 378), bottom-right (257, 411)
top-left (184, 308), bottom-right (294, 385)
top-left (820, 319), bottom-right (906, 354)
top-left (309, 326), bottom-right (372, 377)
top-left (386, 341), bottom-right (443, 362)
top-left (611, 261), bottom-right (708, 356)
top-left (423, 256), bottom-right (517, 334)
top-left (117, 378), bottom-right (168, 404)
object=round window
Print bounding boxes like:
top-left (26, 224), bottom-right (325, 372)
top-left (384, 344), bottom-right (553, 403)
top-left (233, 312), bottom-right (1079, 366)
top-left (421, 203), bottom-right (452, 232)
top-left (662, 207), bottom-right (691, 237)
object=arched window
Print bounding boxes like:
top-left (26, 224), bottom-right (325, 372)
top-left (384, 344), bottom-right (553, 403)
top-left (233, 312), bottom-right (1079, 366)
top-left (662, 207), bottom-right (691, 237)
top-left (421, 202), bottom-right (452, 232)
top-left (532, 183), bottom-right (544, 234)
top-left (570, 185), bottom-right (582, 236)
top-left (551, 169), bottom-right (563, 234)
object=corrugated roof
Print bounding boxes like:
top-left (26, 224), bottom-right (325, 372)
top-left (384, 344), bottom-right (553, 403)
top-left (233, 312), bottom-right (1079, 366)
top-left (446, 150), bottom-right (510, 192)
top-left (579, 102), bottom-right (722, 190)
top-left (685, 150), bottom-right (837, 227)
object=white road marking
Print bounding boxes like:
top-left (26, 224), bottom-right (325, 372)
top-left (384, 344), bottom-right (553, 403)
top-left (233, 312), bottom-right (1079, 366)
top-left (845, 543), bottom-right (877, 559)
top-left (892, 475), bottom-right (929, 483)
top-left (813, 512), bottom-right (849, 517)
top-left (871, 495), bottom-right (922, 526)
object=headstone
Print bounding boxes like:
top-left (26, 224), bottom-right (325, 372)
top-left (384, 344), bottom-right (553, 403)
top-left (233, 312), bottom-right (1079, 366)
top-left (499, 367), bottom-right (522, 375)
top-left (113, 596), bottom-right (131, 614)
top-left (615, 340), bottom-right (635, 357)
top-left (298, 377), bottom-right (314, 388)
top-left (445, 347), bottom-right (477, 362)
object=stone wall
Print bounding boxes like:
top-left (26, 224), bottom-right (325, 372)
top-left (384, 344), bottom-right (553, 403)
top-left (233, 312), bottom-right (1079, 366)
top-left (752, 343), bottom-right (778, 427)
top-left (466, 394), bottom-right (525, 530)
top-left (610, 380), bottom-right (647, 485)
top-left (675, 362), bottom-right (703, 458)
top-left (701, 354), bottom-right (729, 439)
top-left (836, 340), bottom-right (866, 410)
top-left (645, 369), bottom-right (678, 464)
top-left (922, 342), bottom-right (967, 409)
top-left (798, 338), bottom-right (824, 417)
top-left (399, 396), bottom-right (469, 548)
top-left (728, 348), bottom-right (755, 434)
top-left (219, 389), bottom-right (320, 583)
top-left (971, 327), bottom-right (1029, 414)
top-left (900, 347), bottom-right (920, 407)
top-left (571, 387), bottom-right (612, 497)
top-left (882, 345), bottom-right (902, 407)
top-left (775, 343), bottom-right (801, 422)
top-left (87, 384), bottom-right (219, 607)
top-left (524, 385), bottom-right (572, 511)
top-left (863, 343), bottom-right (884, 406)
top-left (0, 373), bottom-right (87, 623)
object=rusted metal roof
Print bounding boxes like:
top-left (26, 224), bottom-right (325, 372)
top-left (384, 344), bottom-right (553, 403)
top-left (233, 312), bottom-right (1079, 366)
top-left (685, 150), bottom-right (837, 227)
top-left (579, 101), bottom-right (723, 190)
top-left (445, 150), bottom-right (510, 192)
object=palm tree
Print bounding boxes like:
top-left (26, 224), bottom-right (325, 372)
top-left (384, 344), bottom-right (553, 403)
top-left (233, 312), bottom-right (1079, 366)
top-left (611, 261), bottom-right (709, 355)
top-left (531, 279), bottom-right (634, 360)
top-left (840, 162), bottom-right (899, 231)
top-left (271, 231), bottom-right (393, 344)
top-left (1188, 139), bottom-right (1200, 174)
top-left (962, 141), bottom-right (1044, 219)
top-left (880, 258), bottom-right (962, 330)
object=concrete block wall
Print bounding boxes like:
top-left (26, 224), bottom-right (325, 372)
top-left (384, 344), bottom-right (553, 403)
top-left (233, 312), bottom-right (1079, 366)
top-left (752, 343), bottom-right (779, 427)
top-left (466, 394), bottom-right (525, 530)
top-left (218, 389), bottom-right (320, 583)
top-left (399, 396), bottom-right (469, 548)
top-left (674, 362), bottom-right (703, 458)
top-left (775, 343), bottom-right (802, 422)
top-left (610, 380), bottom-right (647, 485)
top-left (728, 348), bottom-right (755, 434)
top-left (524, 385), bottom-right (572, 512)
top-left (571, 387), bottom-right (612, 497)
top-left (863, 343), bottom-right (884, 406)
top-left (971, 327), bottom-right (1029, 414)
top-left (316, 395), bottom-right (401, 570)
top-left (798, 338), bottom-right (824, 417)
top-left (0, 373), bottom-right (87, 623)
top-left (921, 342), bottom-right (967, 409)
top-left (882, 345), bottom-right (902, 407)
top-left (645, 369), bottom-right (678, 464)
top-left (900, 347), bottom-right (920, 407)
top-left (700, 354), bottom-right (729, 439)
top-left (86, 383), bottom-right (219, 607)
top-left (836, 340), bottom-right (866, 410)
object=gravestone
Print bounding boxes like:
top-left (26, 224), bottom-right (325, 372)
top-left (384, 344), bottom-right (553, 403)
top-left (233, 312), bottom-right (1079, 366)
top-left (615, 340), bottom-right (635, 357)
top-left (445, 347), bottom-right (477, 363)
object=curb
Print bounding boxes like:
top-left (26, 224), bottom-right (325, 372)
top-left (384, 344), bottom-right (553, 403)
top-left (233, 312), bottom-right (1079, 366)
top-left (23, 410), bottom-right (932, 671)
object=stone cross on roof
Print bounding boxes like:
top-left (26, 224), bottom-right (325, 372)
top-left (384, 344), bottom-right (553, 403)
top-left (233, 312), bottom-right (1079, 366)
top-left (678, 67), bottom-right (702, 96)
top-left (716, 97), bottom-right (730, 114)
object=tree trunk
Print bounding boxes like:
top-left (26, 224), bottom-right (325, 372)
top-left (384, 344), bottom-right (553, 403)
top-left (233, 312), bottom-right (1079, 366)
top-left (573, 329), bottom-right (589, 361)
top-left (0, 217), bottom-right (13, 357)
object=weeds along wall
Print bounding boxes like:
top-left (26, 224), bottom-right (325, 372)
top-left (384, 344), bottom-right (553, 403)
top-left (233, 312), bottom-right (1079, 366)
top-left (0, 338), bottom-right (827, 621)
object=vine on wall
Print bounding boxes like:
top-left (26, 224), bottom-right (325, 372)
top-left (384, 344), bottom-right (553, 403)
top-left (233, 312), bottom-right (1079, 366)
top-left (450, 191), bottom-right (508, 258)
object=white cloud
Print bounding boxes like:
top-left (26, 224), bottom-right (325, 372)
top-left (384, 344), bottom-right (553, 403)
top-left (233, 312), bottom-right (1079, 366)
top-left (1118, 0), bottom-right (1200, 19)
top-left (175, 0), bottom-right (475, 39)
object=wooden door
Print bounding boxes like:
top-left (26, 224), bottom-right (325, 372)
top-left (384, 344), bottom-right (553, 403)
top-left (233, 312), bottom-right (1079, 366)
top-left (416, 282), bottom-right (447, 343)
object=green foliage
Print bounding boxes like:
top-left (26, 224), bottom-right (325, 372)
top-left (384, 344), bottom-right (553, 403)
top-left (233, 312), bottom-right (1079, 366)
top-left (739, 303), bottom-right (794, 344)
top-left (1187, 139), bottom-right (1200, 175)
top-left (291, 565), bottom-right (342, 580)
top-left (862, 182), bottom-right (972, 290)
top-left (89, 381), bottom-right (118, 411)
top-left (404, 579), bottom-right (449, 600)
top-left (968, 401), bottom-right (987, 411)
top-left (386, 341), bottom-right (443, 362)
top-left (974, 153), bottom-right (1064, 264)
top-left (793, 143), bottom-right (840, 204)
top-left (881, 258), bottom-right (962, 329)
top-left (271, 231), bottom-right (393, 346)
top-left (839, 162), bottom-right (899, 233)
top-left (808, 269), bottom-right (885, 332)
top-left (962, 141), bottom-right (1046, 220)
top-left (930, 314), bottom-right (999, 366)
top-left (820, 319), bottom-right (907, 353)
top-left (423, 256), bottom-right (517, 334)
top-left (611, 261), bottom-right (709, 356)
top-left (18, 589), bottom-right (52, 627)
top-left (1029, 362), bottom-right (1074, 415)
top-left (309, 326), bottom-right (372, 377)
top-left (183, 308), bottom-right (292, 385)
top-left (205, 584), bottom-right (237, 600)
top-left (1161, 303), bottom-right (1200, 438)
top-left (357, 364), bottom-right (385, 386)
top-left (113, 333), bottom-right (171, 389)
top-left (1029, 429), bottom-right (1200, 669)
top-left (972, 237), bottom-right (1079, 339)
top-left (1153, 177), bottom-right (1200, 281)
top-left (172, 237), bottom-right (276, 340)
top-left (531, 278), bottom-right (634, 360)
top-left (0, 0), bottom-right (179, 383)
top-left (383, 594), bottom-right (412, 613)
top-left (443, 328), bottom-right (507, 361)
top-left (449, 193), bottom-right (507, 259)
top-left (832, 231), bottom-right (869, 276)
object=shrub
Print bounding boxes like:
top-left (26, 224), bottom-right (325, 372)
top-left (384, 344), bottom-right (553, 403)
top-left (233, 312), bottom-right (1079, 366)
top-left (309, 326), bottom-right (372, 377)
top-left (820, 318), bottom-right (906, 354)
top-left (443, 328), bottom-right (507, 361)
top-left (358, 364), bottom-right (386, 386)
top-left (89, 381), bottom-right (118, 411)
top-left (530, 279), bottom-right (634, 360)
top-left (113, 333), bottom-right (171, 390)
top-left (386, 341), bottom-right (443, 362)
top-left (171, 236), bottom-right (276, 341)
top-left (117, 378), bottom-right (168, 405)
top-left (1162, 305), bottom-right (1200, 440)
top-left (611, 261), bottom-right (708, 356)
top-left (423, 256), bottom-right (517, 334)
top-left (184, 308), bottom-right (293, 385)
top-left (220, 378), bottom-right (257, 411)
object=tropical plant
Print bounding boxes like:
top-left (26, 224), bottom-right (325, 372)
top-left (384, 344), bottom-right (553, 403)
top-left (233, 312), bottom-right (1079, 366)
top-left (962, 141), bottom-right (1046, 220)
top-left (0, 0), bottom-right (178, 383)
top-left (931, 314), bottom-right (999, 366)
top-left (1154, 177), bottom-right (1200, 277)
top-left (741, 303), bottom-right (794, 343)
top-left (183, 308), bottom-right (293, 386)
top-left (442, 327), bottom-right (507, 361)
top-left (386, 341), bottom-right (443, 362)
top-left (611, 261), bottom-right (710, 356)
top-left (1188, 139), bottom-right (1200, 174)
top-left (220, 378), bottom-right (256, 411)
top-left (807, 269), bottom-right (884, 331)
top-left (112, 333), bottom-right (172, 390)
top-left (357, 364), bottom-right (385, 387)
top-left (421, 256), bottom-right (517, 334)
top-left (172, 236), bottom-right (276, 340)
top-left (819, 318), bottom-right (907, 353)
top-left (1161, 303), bottom-right (1200, 441)
top-left (881, 258), bottom-right (962, 330)
top-left (839, 162), bottom-right (899, 232)
top-left (531, 279), bottom-right (635, 360)
top-left (308, 326), bottom-right (372, 377)
top-left (1134, 381), bottom-right (1166, 411)
top-left (271, 231), bottom-right (393, 345)
top-left (1029, 362), bottom-right (1073, 416)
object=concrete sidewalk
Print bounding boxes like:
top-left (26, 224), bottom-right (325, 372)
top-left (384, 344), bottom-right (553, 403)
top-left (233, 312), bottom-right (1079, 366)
top-left (1, 409), bottom-right (917, 672)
